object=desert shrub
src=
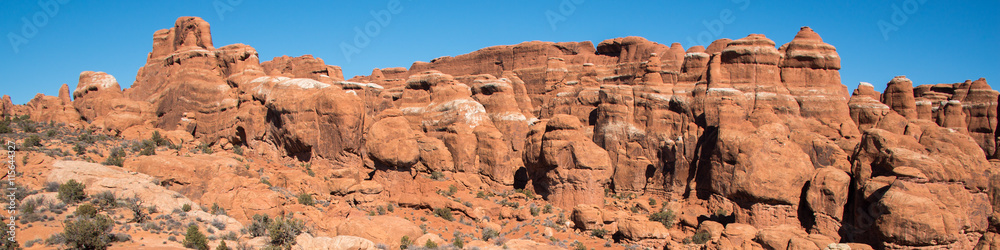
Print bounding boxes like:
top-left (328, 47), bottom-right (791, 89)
top-left (211, 219), bottom-right (226, 230)
top-left (103, 147), bottom-right (125, 167)
top-left (0, 118), bottom-right (11, 134)
top-left (58, 179), bottom-right (87, 204)
top-left (73, 144), bottom-right (86, 155)
top-left (246, 214), bottom-right (270, 237)
top-left (22, 135), bottom-right (41, 148)
top-left (377, 206), bottom-right (386, 215)
top-left (63, 213), bottom-right (113, 249)
top-left (572, 241), bottom-right (586, 250)
top-left (45, 129), bottom-right (57, 137)
top-left (429, 171), bottom-right (444, 180)
top-left (216, 240), bottom-right (230, 250)
top-left (74, 204), bottom-right (98, 218)
top-left (648, 198), bottom-right (657, 206)
top-left (182, 204), bottom-right (192, 212)
top-left (151, 131), bottom-right (168, 146)
top-left (19, 120), bottom-right (37, 133)
top-left (139, 140), bottom-right (156, 156)
top-left (481, 227), bottom-right (499, 241)
top-left (233, 145), bottom-right (243, 156)
top-left (124, 197), bottom-right (149, 223)
top-left (91, 191), bottom-right (117, 210)
top-left (452, 237), bottom-right (464, 249)
top-left (211, 203), bottom-right (227, 216)
top-left (591, 228), bottom-right (608, 238)
top-left (423, 239), bottom-right (437, 248)
top-left (690, 231), bottom-right (711, 244)
top-left (268, 216), bottom-right (304, 248)
top-left (433, 207), bottom-right (454, 221)
top-left (198, 142), bottom-right (213, 154)
top-left (297, 193), bottom-right (314, 206)
top-left (515, 188), bottom-right (536, 199)
top-left (529, 205), bottom-right (540, 216)
top-left (399, 236), bottom-right (411, 249)
top-left (649, 209), bottom-right (676, 229)
top-left (183, 224), bottom-right (209, 250)
top-left (543, 204), bottom-right (553, 214)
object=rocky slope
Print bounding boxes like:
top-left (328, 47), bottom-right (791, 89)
top-left (2, 17), bottom-right (998, 249)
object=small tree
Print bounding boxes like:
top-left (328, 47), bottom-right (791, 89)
top-left (433, 207), bottom-right (454, 221)
top-left (22, 135), bottom-right (41, 148)
top-left (58, 179), bottom-right (87, 204)
top-left (452, 237), bottom-right (464, 249)
top-left (268, 216), bottom-right (304, 248)
top-left (63, 213), bottom-right (113, 249)
top-left (423, 239), bottom-right (437, 248)
top-left (103, 147), bottom-right (125, 167)
top-left (216, 240), bottom-right (230, 250)
top-left (183, 224), bottom-right (209, 250)
top-left (399, 236), bottom-right (411, 250)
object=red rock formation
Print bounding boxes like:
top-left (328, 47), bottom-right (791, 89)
top-left (12, 17), bottom-right (998, 249)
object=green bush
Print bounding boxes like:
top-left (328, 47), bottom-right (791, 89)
top-left (73, 144), bottom-right (86, 155)
top-left (399, 236), bottom-right (412, 250)
top-left (74, 204), bottom-right (98, 218)
top-left (452, 237), bottom-right (464, 249)
top-left (183, 224), bottom-right (209, 250)
top-left (58, 179), bottom-right (87, 204)
top-left (91, 191), bottom-right (117, 210)
top-left (691, 231), bottom-right (711, 244)
top-left (591, 228), bottom-right (609, 238)
top-left (268, 216), bottom-right (304, 248)
top-left (22, 135), bottom-right (41, 148)
top-left (182, 203), bottom-right (192, 212)
top-left (297, 193), bottom-right (314, 206)
top-left (433, 207), bottom-right (454, 221)
top-left (233, 145), bottom-right (243, 156)
top-left (45, 129), bottom-right (57, 137)
top-left (103, 147), bottom-right (125, 167)
top-left (19, 120), bottom-right (36, 133)
top-left (216, 240), bottom-right (230, 250)
top-left (0, 118), bottom-right (11, 134)
top-left (423, 239), bottom-right (437, 248)
top-left (649, 209), bottom-right (676, 229)
top-left (211, 203), bottom-right (227, 216)
top-left (139, 140), bottom-right (156, 156)
top-left (572, 241), bottom-right (586, 250)
top-left (151, 131), bottom-right (168, 146)
top-left (481, 227), bottom-right (499, 241)
top-left (246, 214), bottom-right (271, 237)
top-left (198, 142), bottom-right (213, 154)
top-left (63, 214), bottom-right (114, 249)
top-left (515, 188), bottom-right (536, 199)
top-left (649, 198), bottom-right (657, 206)
top-left (429, 171), bottom-right (445, 180)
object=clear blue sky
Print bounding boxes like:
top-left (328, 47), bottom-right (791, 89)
top-left (1, 1), bottom-right (997, 104)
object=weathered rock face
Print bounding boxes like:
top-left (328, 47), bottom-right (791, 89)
top-left (846, 122), bottom-right (990, 248)
top-left (262, 55), bottom-right (345, 83)
top-left (72, 71), bottom-right (153, 132)
top-left (525, 114), bottom-right (613, 208)
top-left (23, 84), bottom-right (82, 126)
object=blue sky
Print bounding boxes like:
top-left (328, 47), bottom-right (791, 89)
top-left (0, 1), bottom-right (997, 104)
